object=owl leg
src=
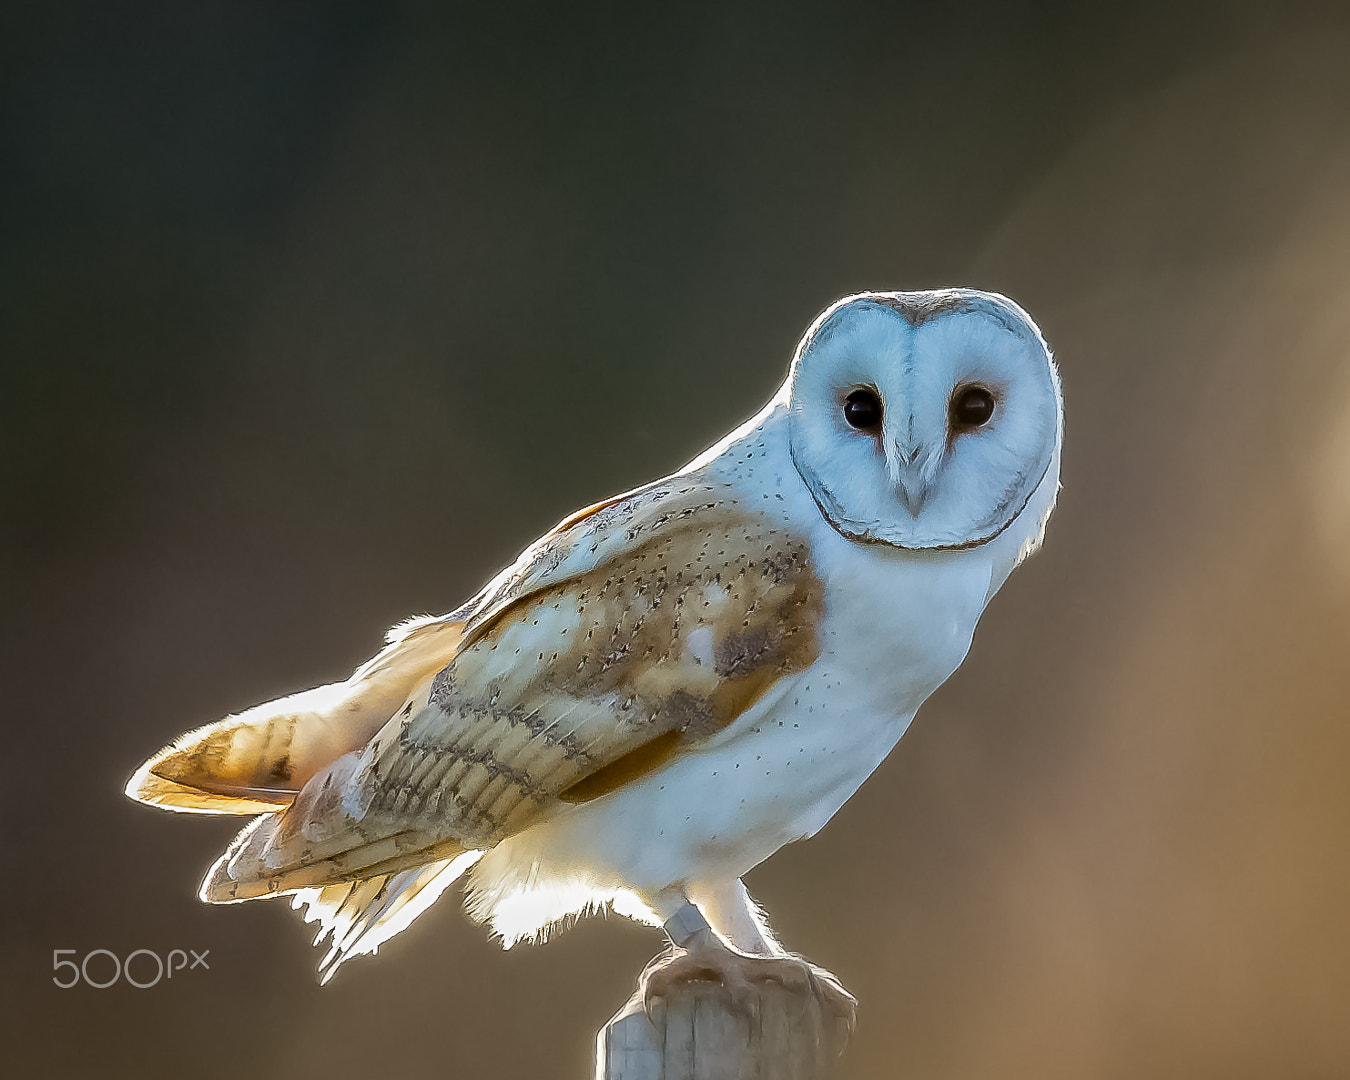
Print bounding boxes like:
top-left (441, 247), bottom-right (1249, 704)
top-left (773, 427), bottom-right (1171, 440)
top-left (688, 878), bottom-right (781, 955)
top-left (638, 880), bottom-right (856, 1045)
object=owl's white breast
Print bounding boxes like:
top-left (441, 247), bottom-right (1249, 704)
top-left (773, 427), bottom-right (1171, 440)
top-left (465, 402), bottom-right (1039, 943)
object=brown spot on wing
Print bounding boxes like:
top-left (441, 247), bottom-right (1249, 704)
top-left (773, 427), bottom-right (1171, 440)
top-left (268, 754), bottom-right (294, 785)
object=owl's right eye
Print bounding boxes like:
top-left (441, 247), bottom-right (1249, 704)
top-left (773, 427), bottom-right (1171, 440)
top-left (843, 388), bottom-right (883, 430)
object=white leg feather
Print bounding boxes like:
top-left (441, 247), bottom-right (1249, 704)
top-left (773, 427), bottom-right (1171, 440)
top-left (687, 879), bottom-right (783, 956)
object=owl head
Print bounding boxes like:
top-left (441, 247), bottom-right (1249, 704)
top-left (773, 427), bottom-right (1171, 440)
top-left (787, 289), bottom-right (1061, 551)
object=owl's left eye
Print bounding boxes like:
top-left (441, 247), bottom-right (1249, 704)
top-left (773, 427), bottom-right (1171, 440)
top-left (951, 385), bottom-right (996, 428)
top-left (843, 389), bottom-right (883, 430)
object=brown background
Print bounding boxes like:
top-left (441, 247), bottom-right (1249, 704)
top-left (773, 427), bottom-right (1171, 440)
top-left (3, 3), bottom-right (1350, 1077)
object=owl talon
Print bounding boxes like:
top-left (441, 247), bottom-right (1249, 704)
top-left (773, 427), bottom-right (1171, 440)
top-left (810, 964), bottom-right (859, 1050)
top-left (637, 934), bottom-right (857, 1048)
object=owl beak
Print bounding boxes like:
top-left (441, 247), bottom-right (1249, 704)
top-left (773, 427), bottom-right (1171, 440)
top-left (896, 465), bottom-right (931, 516)
top-left (887, 435), bottom-right (936, 517)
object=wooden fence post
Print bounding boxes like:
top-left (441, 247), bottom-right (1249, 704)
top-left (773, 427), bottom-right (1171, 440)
top-left (595, 965), bottom-right (846, 1080)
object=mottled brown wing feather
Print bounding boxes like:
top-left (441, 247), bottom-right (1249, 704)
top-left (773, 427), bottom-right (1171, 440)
top-left (127, 616), bottom-right (467, 815)
top-left (204, 478), bottom-right (823, 899)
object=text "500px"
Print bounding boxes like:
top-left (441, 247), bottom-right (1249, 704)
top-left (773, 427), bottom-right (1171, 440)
top-left (53, 948), bottom-right (210, 989)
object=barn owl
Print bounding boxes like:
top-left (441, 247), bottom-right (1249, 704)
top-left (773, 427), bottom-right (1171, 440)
top-left (126, 289), bottom-right (1062, 1028)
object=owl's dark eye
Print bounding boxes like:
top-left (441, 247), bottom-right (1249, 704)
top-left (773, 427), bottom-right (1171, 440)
top-left (951, 386), bottom-right (996, 428)
top-left (843, 388), bottom-right (883, 430)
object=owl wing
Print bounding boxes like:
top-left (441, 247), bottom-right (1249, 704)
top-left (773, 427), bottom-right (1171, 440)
top-left (204, 475), bottom-right (824, 900)
top-left (125, 614), bottom-right (468, 814)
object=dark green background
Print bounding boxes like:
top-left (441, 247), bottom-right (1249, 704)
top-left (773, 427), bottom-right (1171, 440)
top-left (5, 3), bottom-right (1350, 1077)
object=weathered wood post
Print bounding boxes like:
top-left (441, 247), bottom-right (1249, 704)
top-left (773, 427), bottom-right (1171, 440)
top-left (595, 977), bottom-right (845, 1080)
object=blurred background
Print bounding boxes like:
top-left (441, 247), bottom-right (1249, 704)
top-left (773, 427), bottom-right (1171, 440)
top-left (4, 2), bottom-right (1350, 1077)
